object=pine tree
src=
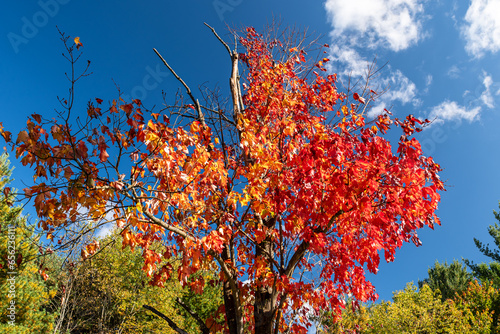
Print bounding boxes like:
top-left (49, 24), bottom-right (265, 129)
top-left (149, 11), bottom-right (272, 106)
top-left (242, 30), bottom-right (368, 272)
top-left (463, 203), bottom-right (500, 332)
top-left (418, 259), bottom-right (472, 301)
top-left (464, 204), bottom-right (500, 288)
top-left (0, 153), bottom-right (57, 333)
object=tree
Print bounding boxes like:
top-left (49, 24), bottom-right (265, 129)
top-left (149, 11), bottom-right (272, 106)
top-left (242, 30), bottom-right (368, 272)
top-left (320, 283), bottom-right (490, 333)
top-left (418, 260), bottom-right (473, 301)
top-left (0, 26), bottom-right (444, 333)
top-left (0, 153), bottom-right (57, 333)
top-left (463, 204), bottom-right (500, 332)
top-left (453, 280), bottom-right (499, 334)
top-left (47, 229), bottom-right (222, 333)
top-left (465, 203), bottom-right (500, 288)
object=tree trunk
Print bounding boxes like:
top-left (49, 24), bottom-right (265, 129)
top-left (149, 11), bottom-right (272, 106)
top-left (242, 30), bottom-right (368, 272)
top-left (254, 220), bottom-right (277, 334)
top-left (254, 284), bottom-right (275, 333)
top-left (221, 245), bottom-right (239, 334)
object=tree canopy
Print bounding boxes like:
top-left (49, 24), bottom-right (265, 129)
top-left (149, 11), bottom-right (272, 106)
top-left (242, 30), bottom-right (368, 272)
top-left (418, 259), bottom-right (473, 301)
top-left (0, 26), bottom-right (444, 333)
top-left (321, 283), bottom-right (492, 334)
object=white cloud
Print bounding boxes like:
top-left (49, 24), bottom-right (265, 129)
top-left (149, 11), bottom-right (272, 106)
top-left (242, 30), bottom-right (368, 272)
top-left (382, 70), bottom-right (419, 106)
top-left (480, 72), bottom-right (495, 108)
top-left (428, 100), bottom-right (481, 124)
top-left (328, 46), bottom-right (419, 117)
top-left (324, 0), bottom-right (426, 51)
top-left (423, 74), bottom-right (432, 94)
top-left (327, 44), bottom-right (371, 78)
top-left (96, 224), bottom-right (115, 238)
top-left (447, 65), bottom-right (460, 79)
top-left (462, 0), bottom-right (500, 58)
top-left (367, 102), bottom-right (387, 118)
top-left (425, 75), bottom-right (433, 87)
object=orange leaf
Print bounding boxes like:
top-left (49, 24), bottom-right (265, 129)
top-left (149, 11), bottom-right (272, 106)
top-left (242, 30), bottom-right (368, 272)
top-left (99, 148), bottom-right (109, 162)
top-left (74, 36), bottom-right (83, 50)
top-left (39, 269), bottom-right (49, 281)
top-left (16, 130), bottom-right (29, 144)
top-left (0, 130), bottom-right (12, 142)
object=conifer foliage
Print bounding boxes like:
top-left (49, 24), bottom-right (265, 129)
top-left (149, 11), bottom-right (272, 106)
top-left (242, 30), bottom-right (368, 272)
top-left (465, 205), bottom-right (500, 288)
top-left (418, 260), bottom-right (472, 301)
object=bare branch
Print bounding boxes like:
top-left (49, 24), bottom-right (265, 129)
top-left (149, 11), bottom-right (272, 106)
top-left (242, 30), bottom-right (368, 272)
top-left (204, 22), bottom-right (232, 56)
top-left (153, 48), bottom-right (205, 127)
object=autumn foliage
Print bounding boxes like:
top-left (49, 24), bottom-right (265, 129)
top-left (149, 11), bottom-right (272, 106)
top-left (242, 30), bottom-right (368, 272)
top-left (1, 27), bottom-right (444, 333)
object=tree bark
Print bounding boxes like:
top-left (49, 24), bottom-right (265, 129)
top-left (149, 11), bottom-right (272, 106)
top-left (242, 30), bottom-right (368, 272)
top-left (254, 217), bottom-right (277, 334)
top-left (221, 245), bottom-right (240, 334)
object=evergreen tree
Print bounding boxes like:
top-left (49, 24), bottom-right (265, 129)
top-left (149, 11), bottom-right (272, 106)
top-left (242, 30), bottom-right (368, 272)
top-left (0, 153), bottom-right (57, 333)
top-left (463, 203), bottom-right (500, 332)
top-left (418, 259), bottom-right (472, 301)
top-left (464, 204), bottom-right (500, 288)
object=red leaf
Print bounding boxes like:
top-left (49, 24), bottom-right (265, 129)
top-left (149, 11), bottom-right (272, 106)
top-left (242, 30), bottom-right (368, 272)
top-left (99, 147), bottom-right (109, 162)
top-left (3, 187), bottom-right (10, 198)
top-left (121, 104), bottom-right (133, 116)
top-left (1, 130), bottom-right (12, 142)
top-left (32, 113), bottom-right (42, 124)
top-left (16, 130), bottom-right (29, 144)
top-left (353, 92), bottom-right (365, 104)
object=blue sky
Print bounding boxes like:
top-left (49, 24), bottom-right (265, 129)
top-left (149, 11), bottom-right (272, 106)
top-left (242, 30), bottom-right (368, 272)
top-left (2, 0), bottom-right (500, 306)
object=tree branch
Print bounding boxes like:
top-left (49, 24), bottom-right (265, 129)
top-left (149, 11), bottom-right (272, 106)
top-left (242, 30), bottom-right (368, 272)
top-left (153, 48), bottom-right (205, 127)
top-left (284, 210), bottom-right (344, 277)
top-left (143, 304), bottom-right (190, 334)
top-left (175, 297), bottom-right (210, 334)
top-left (203, 23), bottom-right (244, 125)
top-left (204, 22), bottom-right (232, 56)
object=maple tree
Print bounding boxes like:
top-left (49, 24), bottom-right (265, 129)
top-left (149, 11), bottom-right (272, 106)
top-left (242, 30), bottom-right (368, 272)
top-left (0, 26), bottom-right (444, 333)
